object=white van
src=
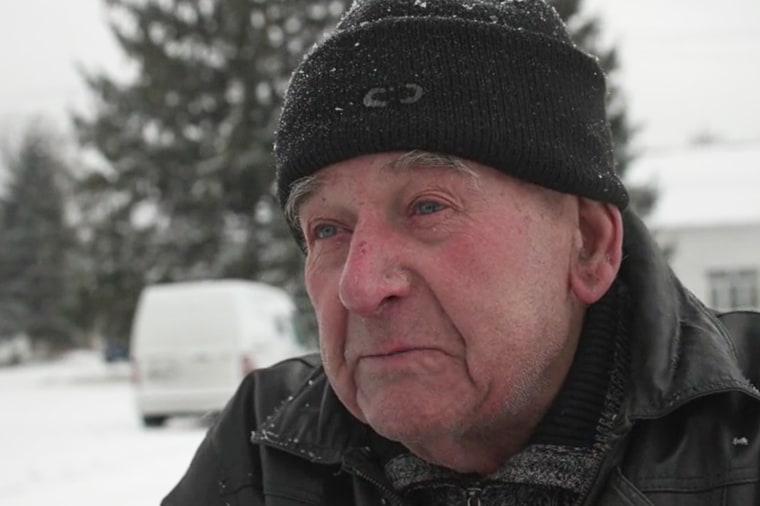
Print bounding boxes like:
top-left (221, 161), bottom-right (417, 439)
top-left (129, 279), bottom-right (307, 427)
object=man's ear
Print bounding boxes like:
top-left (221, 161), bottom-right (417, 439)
top-left (569, 199), bottom-right (623, 304)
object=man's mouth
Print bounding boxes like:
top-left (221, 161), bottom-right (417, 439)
top-left (366, 346), bottom-right (436, 359)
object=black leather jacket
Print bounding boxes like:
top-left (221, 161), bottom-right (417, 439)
top-left (163, 212), bottom-right (760, 506)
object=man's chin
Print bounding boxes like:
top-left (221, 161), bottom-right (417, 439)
top-left (359, 395), bottom-right (455, 443)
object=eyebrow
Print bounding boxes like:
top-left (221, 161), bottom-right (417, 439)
top-left (380, 150), bottom-right (474, 176)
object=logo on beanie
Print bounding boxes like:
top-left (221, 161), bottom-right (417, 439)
top-left (363, 83), bottom-right (424, 108)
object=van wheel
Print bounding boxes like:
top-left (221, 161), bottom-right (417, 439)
top-left (142, 415), bottom-right (167, 427)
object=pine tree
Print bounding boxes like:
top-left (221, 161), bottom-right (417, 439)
top-left (550, 0), bottom-right (655, 214)
top-left (0, 125), bottom-right (77, 350)
top-left (74, 0), bottom-right (351, 342)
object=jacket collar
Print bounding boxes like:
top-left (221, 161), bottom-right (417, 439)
top-left (254, 210), bottom-right (760, 461)
top-left (620, 210), bottom-right (760, 419)
top-left (251, 365), bottom-right (367, 465)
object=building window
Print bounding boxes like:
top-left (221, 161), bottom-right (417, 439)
top-left (708, 269), bottom-right (759, 310)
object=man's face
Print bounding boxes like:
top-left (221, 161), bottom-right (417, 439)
top-left (297, 152), bottom-right (586, 459)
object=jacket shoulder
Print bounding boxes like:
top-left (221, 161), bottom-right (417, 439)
top-left (161, 353), bottom-right (323, 506)
top-left (615, 392), bottom-right (760, 505)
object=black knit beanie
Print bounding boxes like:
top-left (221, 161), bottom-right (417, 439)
top-left (275, 0), bottom-right (629, 216)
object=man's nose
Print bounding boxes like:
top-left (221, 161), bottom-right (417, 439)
top-left (338, 222), bottom-right (412, 316)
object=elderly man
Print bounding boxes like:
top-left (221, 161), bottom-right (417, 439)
top-left (163, 0), bottom-right (760, 505)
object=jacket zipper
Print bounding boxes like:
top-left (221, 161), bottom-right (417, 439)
top-left (342, 448), bottom-right (407, 506)
top-left (466, 487), bottom-right (482, 506)
top-left (351, 466), bottom-right (406, 506)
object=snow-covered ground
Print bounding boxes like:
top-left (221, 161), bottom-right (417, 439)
top-left (0, 350), bottom-right (207, 506)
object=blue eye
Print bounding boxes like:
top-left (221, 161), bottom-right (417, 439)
top-left (314, 223), bottom-right (338, 239)
top-left (415, 200), bottom-right (444, 215)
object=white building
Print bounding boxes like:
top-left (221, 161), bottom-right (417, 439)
top-left (628, 143), bottom-right (760, 311)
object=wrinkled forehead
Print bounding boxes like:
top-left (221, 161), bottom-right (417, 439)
top-left (284, 151), bottom-right (477, 225)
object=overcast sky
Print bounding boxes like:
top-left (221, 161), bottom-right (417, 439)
top-left (0, 0), bottom-right (758, 152)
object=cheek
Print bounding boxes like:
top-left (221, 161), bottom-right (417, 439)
top-left (305, 261), bottom-right (354, 390)
top-left (437, 222), bottom-right (538, 291)
top-left (310, 288), bottom-right (366, 423)
top-left (305, 253), bottom-right (342, 312)
top-left (305, 264), bottom-right (340, 345)
top-left (435, 221), bottom-right (572, 336)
